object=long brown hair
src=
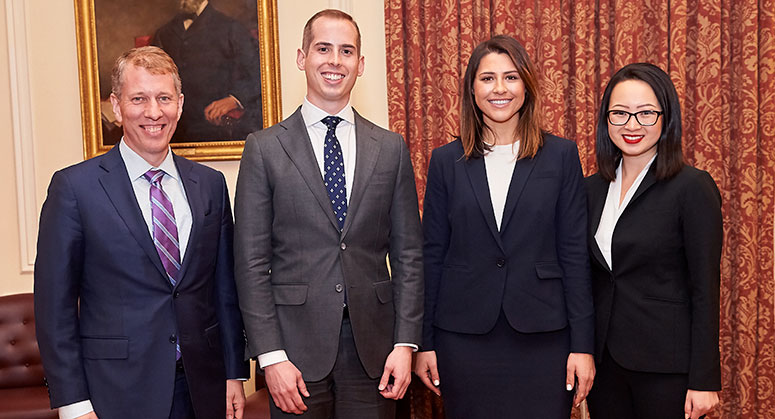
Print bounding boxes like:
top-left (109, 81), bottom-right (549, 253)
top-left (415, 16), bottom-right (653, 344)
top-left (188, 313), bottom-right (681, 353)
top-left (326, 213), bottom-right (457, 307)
top-left (460, 35), bottom-right (543, 159)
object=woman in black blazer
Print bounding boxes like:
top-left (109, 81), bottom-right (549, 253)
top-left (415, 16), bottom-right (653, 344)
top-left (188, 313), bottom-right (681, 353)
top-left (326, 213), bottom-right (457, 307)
top-left (585, 63), bottom-right (722, 419)
top-left (414, 35), bottom-right (595, 419)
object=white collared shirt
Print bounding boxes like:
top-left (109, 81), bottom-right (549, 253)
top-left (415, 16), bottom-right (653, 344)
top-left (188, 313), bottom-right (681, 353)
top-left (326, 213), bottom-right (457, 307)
top-left (58, 141), bottom-right (193, 419)
top-left (594, 154), bottom-right (657, 270)
top-left (300, 97), bottom-right (357, 204)
top-left (120, 140), bottom-right (193, 260)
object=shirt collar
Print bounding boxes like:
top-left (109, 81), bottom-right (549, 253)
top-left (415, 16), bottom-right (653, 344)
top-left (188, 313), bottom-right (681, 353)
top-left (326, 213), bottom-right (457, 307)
top-left (119, 139), bottom-right (180, 182)
top-left (301, 96), bottom-right (355, 128)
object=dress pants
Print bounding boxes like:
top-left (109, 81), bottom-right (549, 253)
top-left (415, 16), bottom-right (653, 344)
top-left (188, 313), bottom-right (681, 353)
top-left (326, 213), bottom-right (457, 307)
top-left (435, 311), bottom-right (573, 419)
top-left (269, 316), bottom-right (396, 419)
top-left (587, 348), bottom-right (693, 419)
top-left (169, 360), bottom-right (196, 419)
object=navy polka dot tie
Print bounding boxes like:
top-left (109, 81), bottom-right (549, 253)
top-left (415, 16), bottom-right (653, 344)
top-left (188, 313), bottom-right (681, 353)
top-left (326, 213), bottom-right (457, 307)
top-left (322, 116), bottom-right (347, 231)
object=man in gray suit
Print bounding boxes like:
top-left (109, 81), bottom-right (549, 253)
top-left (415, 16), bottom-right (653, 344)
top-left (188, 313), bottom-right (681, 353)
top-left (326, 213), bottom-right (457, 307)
top-left (234, 9), bottom-right (423, 419)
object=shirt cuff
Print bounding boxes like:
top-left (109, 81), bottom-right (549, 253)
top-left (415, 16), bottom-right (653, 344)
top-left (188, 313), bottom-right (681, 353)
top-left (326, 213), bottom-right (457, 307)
top-left (394, 343), bottom-right (419, 352)
top-left (258, 350), bottom-right (289, 369)
top-left (59, 400), bottom-right (93, 419)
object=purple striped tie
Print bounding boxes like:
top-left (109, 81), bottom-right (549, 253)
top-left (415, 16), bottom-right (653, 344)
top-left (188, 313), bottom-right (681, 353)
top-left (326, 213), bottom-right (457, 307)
top-left (144, 169), bottom-right (182, 359)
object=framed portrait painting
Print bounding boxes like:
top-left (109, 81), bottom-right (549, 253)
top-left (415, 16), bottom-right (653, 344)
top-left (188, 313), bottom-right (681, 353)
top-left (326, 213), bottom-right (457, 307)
top-left (74, 0), bottom-right (282, 161)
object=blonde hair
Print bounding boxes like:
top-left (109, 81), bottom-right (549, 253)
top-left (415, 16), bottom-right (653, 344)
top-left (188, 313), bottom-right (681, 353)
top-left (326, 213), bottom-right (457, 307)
top-left (111, 46), bottom-right (181, 97)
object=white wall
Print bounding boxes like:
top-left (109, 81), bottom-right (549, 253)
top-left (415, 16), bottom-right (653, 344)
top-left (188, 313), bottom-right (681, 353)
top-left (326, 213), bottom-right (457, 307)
top-left (0, 0), bottom-right (388, 295)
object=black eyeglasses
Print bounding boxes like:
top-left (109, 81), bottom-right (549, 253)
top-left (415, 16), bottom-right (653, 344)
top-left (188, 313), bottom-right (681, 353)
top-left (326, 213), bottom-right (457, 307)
top-left (607, 110), bottom-right (663, 126)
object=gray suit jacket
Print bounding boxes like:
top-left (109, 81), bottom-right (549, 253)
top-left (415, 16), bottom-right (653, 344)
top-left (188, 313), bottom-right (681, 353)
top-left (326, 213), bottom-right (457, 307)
top-left (234, 108), bottom-right (423, 381)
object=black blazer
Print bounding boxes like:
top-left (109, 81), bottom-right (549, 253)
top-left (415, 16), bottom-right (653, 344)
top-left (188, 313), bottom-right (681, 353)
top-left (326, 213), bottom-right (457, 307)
top-left (422, 136), bottom-right (594, 353)
top-left (586, 164), bottom-right (722, 390)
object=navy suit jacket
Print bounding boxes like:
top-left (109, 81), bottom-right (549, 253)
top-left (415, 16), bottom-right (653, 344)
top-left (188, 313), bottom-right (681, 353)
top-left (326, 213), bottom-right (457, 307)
top-left (34, 146), bottom-right (248, 419)
top-left (152, 4), bottom-right (262, 141)
top-left (422, 136), bottom-right (594, 353)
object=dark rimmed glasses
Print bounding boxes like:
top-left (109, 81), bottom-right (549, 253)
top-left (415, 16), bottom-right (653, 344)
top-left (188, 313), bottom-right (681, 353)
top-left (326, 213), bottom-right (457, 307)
top-left (607, 110), bottom-right (663, 126)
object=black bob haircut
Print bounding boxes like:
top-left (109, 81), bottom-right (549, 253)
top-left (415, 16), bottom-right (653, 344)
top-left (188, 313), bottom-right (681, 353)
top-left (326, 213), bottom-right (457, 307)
top-left (596, 62), bottom-right (684, 181)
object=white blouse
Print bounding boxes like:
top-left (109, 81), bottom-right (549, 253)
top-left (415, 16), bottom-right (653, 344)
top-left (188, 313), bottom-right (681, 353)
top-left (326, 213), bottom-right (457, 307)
top-left (484, 142), bottom-right (519, 230)
top-left (594, 154), bottom-right (657, 269)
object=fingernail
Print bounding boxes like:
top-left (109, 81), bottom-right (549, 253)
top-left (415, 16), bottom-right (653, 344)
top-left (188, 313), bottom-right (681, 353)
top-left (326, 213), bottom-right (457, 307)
top-left (566, 383), bottom-right (573, 391)
top-left (433, 379), bottom-right (440, 386)
top-left (378, 384), bottom-right (385, 390)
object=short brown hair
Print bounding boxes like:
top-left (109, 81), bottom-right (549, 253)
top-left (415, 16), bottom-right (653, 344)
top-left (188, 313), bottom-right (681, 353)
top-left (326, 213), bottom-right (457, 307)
top-left (460, 35), bottom-right (544, 160)
top-left (111, 46), bottom-right (181, 97)
top-left (301, 9), bottom-right (361, 55)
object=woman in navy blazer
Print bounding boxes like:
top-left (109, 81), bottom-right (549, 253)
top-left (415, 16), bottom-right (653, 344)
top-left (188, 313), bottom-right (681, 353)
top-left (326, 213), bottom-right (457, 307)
top-left (584, 63), bottom-right (722, 419)
top-left (414, 35), bottom-right (595, 419)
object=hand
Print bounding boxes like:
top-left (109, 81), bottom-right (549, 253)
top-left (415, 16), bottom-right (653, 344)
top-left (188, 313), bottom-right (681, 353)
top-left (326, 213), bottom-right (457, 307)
top-left (204, 96), bottom-right (240, 125)
top-left (264, 360), bottom-right (309, 414)
top-left (226, 379), bottom-right (246, 419)
top-left (414, 351), bottom-right (441, 396)
top-left (684, 390), bottom-right (719, 419)
top-left (566, 352), bottom-right (595, 407)
top-left (75, 413), bottom-right (98, 419)
top-left (379, 346), bottom-right (413, 400)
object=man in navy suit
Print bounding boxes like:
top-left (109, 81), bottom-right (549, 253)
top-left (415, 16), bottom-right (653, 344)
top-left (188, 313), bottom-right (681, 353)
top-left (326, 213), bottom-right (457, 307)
top-left (34, 46), bottom-right (248, 419)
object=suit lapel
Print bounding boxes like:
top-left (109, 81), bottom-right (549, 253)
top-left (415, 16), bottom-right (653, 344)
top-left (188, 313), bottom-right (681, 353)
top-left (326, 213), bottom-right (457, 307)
top-left (277, 109), bottom-right (341, 231)
top-left (499, 150), bottom-right (539, 233)
top-left (98, 147), bottom-right (168, 281)
top-left (174, 154), bottom-right (200, 286)
top-left (341, 111), bottom-right (381, 237)
top-left (587, 175), bottom-right (610, 272)
top-left (463, 157), bottom-right (504, 251)
top-left (626, 165), bottom-right (657, 208)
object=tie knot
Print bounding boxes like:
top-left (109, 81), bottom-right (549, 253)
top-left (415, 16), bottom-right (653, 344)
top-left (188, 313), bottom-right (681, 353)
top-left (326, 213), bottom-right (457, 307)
top-left (144, 169), bottom-right (165, 184)
top-left (322, 116), bottom-right (343, 130)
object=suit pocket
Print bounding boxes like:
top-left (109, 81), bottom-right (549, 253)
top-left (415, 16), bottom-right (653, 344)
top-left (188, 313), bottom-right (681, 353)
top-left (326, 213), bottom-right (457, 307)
top-left (204, 323), bottom-right (220, 349)
top-left (535, 262), bottom-right (563, 279)
top-left (644, 295), bottom-right (688, 305)
top-left (272, 284), bottom-right (308, 305)
top-left (373, 280), bottom-right (393, 304)
top-left (81, 336), bottom-right (129, 360)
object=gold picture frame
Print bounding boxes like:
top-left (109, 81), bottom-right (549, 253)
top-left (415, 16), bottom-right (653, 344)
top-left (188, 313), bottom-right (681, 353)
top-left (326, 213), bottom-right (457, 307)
top-left (74, 0), bottom-right (281, 161)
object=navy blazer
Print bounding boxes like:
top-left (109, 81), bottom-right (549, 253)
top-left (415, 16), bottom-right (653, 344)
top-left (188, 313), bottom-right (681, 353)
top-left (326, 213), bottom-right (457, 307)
top-left (34, 146), bottom-right (248, 418)
top-left (422, 136), bottom-right (594, 353)
top-left (586, 165), bottom-right (722, 390)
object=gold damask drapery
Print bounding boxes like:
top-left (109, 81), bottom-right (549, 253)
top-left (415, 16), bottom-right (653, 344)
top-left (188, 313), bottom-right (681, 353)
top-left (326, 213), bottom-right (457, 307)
top-left (384, 0), bottom-right (775, 418)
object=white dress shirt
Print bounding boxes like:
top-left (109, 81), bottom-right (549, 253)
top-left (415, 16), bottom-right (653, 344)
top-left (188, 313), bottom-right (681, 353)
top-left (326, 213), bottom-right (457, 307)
top-left (58, 141), bottom-right (192, 419)
top-left (257, 98), bottom-right (416, 370)
top-left (594, 154), bottom-right (657, 270)
top-left (484, 142), bottom-right (519, 230)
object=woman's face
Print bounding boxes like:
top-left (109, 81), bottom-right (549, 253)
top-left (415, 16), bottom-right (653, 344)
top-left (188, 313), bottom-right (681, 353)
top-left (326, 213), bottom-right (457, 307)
top-left (607, 79), bottom-right (663, 161)
top-left (473, 52), bottom-right (525, 130)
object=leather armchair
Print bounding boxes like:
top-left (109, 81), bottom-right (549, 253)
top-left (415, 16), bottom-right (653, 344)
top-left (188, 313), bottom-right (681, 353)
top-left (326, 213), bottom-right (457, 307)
top-left (0, 293), bottom-right (56, 419)
top-left (243, 367), bottom-right (270, 419)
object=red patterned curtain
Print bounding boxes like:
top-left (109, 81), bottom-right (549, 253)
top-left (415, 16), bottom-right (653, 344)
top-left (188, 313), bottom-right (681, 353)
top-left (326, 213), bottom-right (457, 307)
top-left (384, 0), bottom-right (775, 418)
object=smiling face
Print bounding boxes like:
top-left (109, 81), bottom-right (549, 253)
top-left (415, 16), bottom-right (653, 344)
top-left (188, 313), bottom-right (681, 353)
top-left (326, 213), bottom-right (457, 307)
top-left (473, 52), bottom-right (525, 136)
top-left (110, 64), bottom-right (183, 166)
top-left (296, 16), bottom-right (364, 115)
top-left (607, 79), bottom-right (663, 162)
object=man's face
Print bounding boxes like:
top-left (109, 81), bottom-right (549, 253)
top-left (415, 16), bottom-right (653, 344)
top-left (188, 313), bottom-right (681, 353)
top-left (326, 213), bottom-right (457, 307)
top-left (110, 64), bottom-right (183, 165)
top-left (296, 16), bottom-right (364, 114)
top-left (179, 0), bottom-right (205, 13)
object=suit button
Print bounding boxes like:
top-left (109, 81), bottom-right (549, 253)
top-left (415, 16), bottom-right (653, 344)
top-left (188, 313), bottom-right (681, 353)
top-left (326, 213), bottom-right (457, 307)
top-left (496, 258), bottom-right (506, 268)
top-left (169, 334), bottom-right (177, 344)
top-left (173, 291), bottom-right (180, 298)
top-left (335, 284), bottom-right (344, 293)
top-left (340, 242), bottom-right (347, 250)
